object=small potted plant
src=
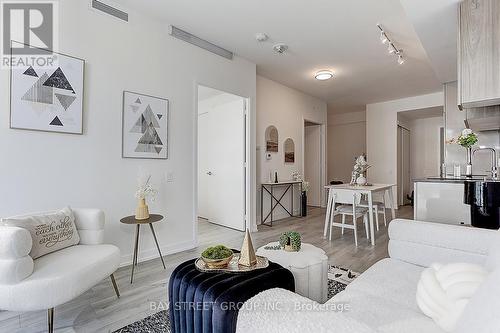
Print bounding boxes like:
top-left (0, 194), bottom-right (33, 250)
top-left (201, 245), bottom-right (234, 268)
top-left (279, 231), bottom-right (301, 252)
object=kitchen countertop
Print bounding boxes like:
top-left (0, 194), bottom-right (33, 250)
top-left (414, 176), bottom-right (491, 183)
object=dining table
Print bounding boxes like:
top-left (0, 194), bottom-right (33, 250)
top-left (323, 183), bottom-right (396, 245)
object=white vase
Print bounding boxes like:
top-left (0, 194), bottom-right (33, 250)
top-left (356, 176), bottom-right (367, 186)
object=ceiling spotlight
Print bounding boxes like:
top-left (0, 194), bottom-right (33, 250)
top-left (255, 33), bottom-right (268, 42)
top-left (314, 70), bottom-right (334, 81)
top-left (273, 43), bottom-right (288, 54)
top-left (380, 31), bottom-right (388, 44)
top-left (377, 23), bottom-right (405, 65)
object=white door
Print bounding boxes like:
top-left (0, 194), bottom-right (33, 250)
top-left (198, 112), bottom-right (210, 219)
top-left (198, 95), bottom-right (246, 231)
top-left (305, 124), bottom-right (321, 207)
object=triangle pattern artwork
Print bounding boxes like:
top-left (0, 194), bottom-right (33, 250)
top-left (157, 114), bottom-right (163, 120)
top-left (55, 93), bottom-right (77, 111)
top-left (42, 67), bottom-right (75, 93)
top-left (135, 98), bottom-right (141, 104)
top-left (131, 102), bottom-right (164, 155)
top-left (23, 66), bottom-right (38, 77)
top-left (49, 116), bottom-right (63, 126)
top-left (22, 72), bottom-right (53, 105)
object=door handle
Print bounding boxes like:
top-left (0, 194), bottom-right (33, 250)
top-left (207, 171), bottom-right (213, 176)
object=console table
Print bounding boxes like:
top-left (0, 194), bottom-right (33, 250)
top-left (120, 214), bottom-right (165, 283)
top-left (261, 180), bottom-right (302, 226)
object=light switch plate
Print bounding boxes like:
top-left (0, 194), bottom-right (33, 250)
top-left (166, 171), bottom-right (174, 182)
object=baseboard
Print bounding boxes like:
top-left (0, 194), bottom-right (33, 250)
top-left (119, 238), bottom-right (197, 267)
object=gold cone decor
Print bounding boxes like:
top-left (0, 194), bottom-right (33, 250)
top-left (135, 198), bottom-right (150, 220)
top-left (238, 229), bottom-right (257, 267)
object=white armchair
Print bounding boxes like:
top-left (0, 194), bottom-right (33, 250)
top-left (0, 208), bottom-right (121, 333)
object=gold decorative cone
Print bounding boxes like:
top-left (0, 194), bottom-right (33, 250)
top-left (238, 229), bottom-right (257, 267)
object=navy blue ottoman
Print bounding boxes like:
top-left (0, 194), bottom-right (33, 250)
top-left (168, 257), bottom-right (294, 333)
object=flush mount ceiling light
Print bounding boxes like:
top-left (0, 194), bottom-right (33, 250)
top-left (377, 24), bottom-right (405, 65)
top-left (273, 43), bottom-right (288, 54)
top-left (314, 70), bottom-right (334, 80)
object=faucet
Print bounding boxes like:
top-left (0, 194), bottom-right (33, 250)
top-left (473, 147), bottom-right (498, 179)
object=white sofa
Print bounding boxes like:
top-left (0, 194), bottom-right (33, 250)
top-left (0, 208), bottom-right (121, 333)
top-left (236, 219), bottom-right (500, 333)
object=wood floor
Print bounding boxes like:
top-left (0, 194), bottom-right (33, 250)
top-left (0, 206), bottom-right (413, 332)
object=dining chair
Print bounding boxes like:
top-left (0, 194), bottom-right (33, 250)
top-left (358, 193), bottom-right (387, 231)
top-left (328, 189), bottom-right (369, 246)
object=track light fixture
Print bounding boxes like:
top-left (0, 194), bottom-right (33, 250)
top-left (377, 24), bottom-right (404, 65)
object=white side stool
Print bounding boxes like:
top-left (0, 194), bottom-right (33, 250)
top-left (256, 242), bottom-right (328, 303)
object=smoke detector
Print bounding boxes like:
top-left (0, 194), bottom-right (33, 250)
top-left (255, 33), bottom-right (268, 42)
top-left (273, 43), bottom-right (288, 54)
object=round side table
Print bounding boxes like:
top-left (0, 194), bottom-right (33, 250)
top-left (120, 214), bottom-right (165, 283)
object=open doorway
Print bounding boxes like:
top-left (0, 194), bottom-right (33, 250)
top-left (397, 106), bottom-right (444, 207)
top-left (197, 85), bottom-right (248, 231)
top-left (304, 120), bottom-right (323, 207)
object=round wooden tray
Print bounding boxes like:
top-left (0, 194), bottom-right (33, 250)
top-left (195, 254), bottom-right (269, 273)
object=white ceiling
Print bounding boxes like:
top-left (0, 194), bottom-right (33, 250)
top-left (400, 0), bottom-right (461, 83)
top-left (121, 0), bottom-right (445, 113)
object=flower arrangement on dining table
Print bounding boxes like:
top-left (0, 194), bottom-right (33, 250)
top-left (351, 155), bottom-right (371, 185)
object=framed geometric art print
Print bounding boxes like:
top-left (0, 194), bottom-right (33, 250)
top-left (122, 91), bottom-right (169, 159)
top-left (9, 41), bottom-right (85, 134)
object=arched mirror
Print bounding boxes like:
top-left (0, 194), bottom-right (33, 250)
top-left (265, 125), bottom-right (278, 152)
top-left (284, 138), bottom-right (295, 163)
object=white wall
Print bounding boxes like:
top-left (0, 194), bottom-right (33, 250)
top-left (327, 111), bottom-right (366, 183)
top-left (409, 116), bottom-right (443, 180)
top-left (0, 0), bottom-right (257, 265)
top-left (366, 92), bottom-right (443, 206)
top-left (256, 76), bottom-right (327, 222)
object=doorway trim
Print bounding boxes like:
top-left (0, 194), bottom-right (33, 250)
top-left (302, 118), bottom-right (327, 208)
top-left (193, 82), bottom-right (253, 243)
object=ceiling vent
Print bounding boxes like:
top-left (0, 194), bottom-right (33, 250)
top-left (169, 26), bottom-right (233, 60)
top-left (91, 0), bottom-right (128, 22)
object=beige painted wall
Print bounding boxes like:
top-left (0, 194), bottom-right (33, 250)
top-left (409, 116), bottom-right (443, 180)
top-left (257, 76), bottom-right (327, 222)
top-left (366, 92), bottom-right (444, 207)
top-left (327, 111), bottom-right (366, 183)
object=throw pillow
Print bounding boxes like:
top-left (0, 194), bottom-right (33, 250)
top-left (2, 207), bottom-right (80, 259)
top-left (416, 262), bottom-right (488, 332)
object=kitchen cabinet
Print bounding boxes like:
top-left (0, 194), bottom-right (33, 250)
top-left (458, 0), bottom-right (500, 109)
top-left (414, 181), bottom-right (471, 225)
